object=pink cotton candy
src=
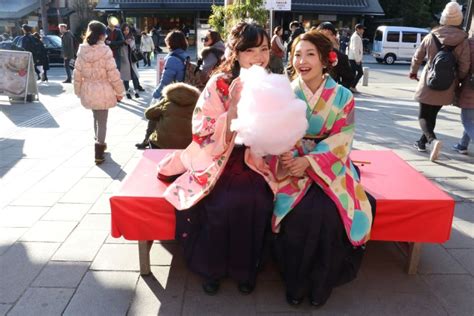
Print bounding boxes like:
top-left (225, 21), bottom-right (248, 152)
top-left (230, 66), bottom-right (308, 156)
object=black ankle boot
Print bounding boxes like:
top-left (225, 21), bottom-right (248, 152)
top-left (94, 143), bottom-right (106, 164)
top-left (202, 279), bottom-right (220, 295)
top-left (126, 93), bottom-right (132, 99)
top-left (135, 139), bottom-right (149, 149)
top-left (237, 282), bottom-right (255, 295)
top-left (286, 293), bottom-right (303, 306)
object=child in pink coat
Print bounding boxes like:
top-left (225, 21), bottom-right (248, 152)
top-left (74, 21), bottom-right (124, 164)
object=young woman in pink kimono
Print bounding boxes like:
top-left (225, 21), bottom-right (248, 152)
top-left (157, 22), bottom-right (277, 295)
top-left (271, 31), bottom-right (376, 307)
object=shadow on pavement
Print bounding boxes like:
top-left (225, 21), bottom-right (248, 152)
top-left (0, 101), bottom-right (59, 128)
top-left (0, 138), bottom-right (25, 178)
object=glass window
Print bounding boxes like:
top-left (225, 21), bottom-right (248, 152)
top-left (387, 31), bottom-right (400, 42)
top-left (421, 33), bottom-right (428, 40)
top-left (402, 32), bottom-right (418, 43)
top-left (374, 30), bottom-right (382, 41)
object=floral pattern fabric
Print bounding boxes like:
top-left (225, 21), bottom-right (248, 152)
top-left (157, 73), bottom-right (278, 210)
top-left (271, 75), bottom-right (373, 246)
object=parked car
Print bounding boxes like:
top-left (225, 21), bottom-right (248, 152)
top-left (2, 35), bottom-right (63, 64)
top-left (372, 26), bottom-right (429, 65)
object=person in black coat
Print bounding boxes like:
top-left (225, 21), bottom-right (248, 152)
top-left (286, 21), bottom-right (304, 61)
top-left (20, 25), bottom-right (49, 81)
top-left (33, 32), bottom-right (50, 81)
top-left (316, 22), bottom-right (354, 89)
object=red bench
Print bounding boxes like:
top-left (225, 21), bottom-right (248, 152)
top-left (110, 150), bottom-right (455, 275)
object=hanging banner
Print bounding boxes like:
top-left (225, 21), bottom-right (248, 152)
top-left (0, 50), bottom-right (38, 103)
top-left (264, 0), bottom-right (291, 11)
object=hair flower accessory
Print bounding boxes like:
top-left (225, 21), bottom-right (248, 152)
top-left (216, 77), bottom-right (229, 96)
top-left (328, 50), bottom-right (338, 67)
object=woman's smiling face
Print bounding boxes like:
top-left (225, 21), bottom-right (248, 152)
top-left (237, 38), bottom-right (270, 69)
top-left (292, 40), bottom-right (324, 83)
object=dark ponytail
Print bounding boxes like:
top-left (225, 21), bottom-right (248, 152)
top-left (85, 20), bottom-right (107, 46)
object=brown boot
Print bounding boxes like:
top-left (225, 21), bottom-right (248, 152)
top-left (95, 143), bottom-right (106, 164)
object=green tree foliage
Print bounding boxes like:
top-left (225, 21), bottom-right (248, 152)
top-left (378, 0), bottom-right (466, 27)
top-left (72, 0), bottom-right (98, 39)
top-left (209, 0), bottom-right (268, 39)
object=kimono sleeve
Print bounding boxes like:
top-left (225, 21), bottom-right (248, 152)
top-left (305, 92), bottom-right (355, 186)
top-left (191, 74), bottom-right (231, 156)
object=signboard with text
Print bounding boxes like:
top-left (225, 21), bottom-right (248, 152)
top-left (264, 0), bottom-right (291, 11)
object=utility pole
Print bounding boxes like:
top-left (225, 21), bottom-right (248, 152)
top-left (40, 0), bottom-right (49, 35)
top-left (466, 0), bottom-right (474, 34)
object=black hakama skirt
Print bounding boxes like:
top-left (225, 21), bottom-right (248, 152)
top-left (273, 181), bottom-right (376, 304)
top-left (175, 146), bottom-right (274, 285)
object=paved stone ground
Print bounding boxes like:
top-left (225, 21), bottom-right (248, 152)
top-left (0, 57), bottom-right (473, 316)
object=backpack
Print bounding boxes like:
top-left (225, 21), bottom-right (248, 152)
top-left (426, 34), bottom-right (457, 91)
top-left (170, 52), bottom-right (207, 90)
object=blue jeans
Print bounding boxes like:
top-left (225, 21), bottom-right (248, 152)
top-left (459, 108), bottom-right (474, 148)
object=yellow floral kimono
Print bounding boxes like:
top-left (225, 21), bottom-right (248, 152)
top-left (271, 75), bottom-right (373, 246)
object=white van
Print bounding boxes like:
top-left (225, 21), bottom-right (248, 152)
top-left (372, 26), bottom-right (429, 64)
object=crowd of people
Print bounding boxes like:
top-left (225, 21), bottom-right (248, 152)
top-left (8, 0), bottom-right (471, 307)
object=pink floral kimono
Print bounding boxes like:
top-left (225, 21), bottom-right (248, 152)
top-left (157, 73), bottom-right (278, 210)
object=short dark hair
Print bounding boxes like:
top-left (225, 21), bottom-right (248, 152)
top-left (165, 30), bottom-right (188, 51)
top-left (207, 30), bottom-right (222, 45)
top-left (22, 24), bottom-right (32, 33)
top-left (317, 22), bottom-right (337, 35)
top-left (273, 26), bottom-right (283, 35)
top-left (85, 20), bottom-right (107, 46)
top-left (289, 21), bottom-right (300, 29)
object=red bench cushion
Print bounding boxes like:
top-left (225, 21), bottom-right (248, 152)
top-left (110, 150), bottom-right (454, 243)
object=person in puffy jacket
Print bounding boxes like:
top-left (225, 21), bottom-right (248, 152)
top-left (135, 30), bottom-right (188, 149)
top-left (409, 1), bottom-right (470, 161)
top-left (74, 21), bottom-right (124, 164)
top-left (144, 82), bottom-right (200, 149)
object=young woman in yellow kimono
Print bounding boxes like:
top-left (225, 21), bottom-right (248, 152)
top-left (271, 31), bottom-right (376, 307)
top-left (157, 22), bottom-right (277, 295)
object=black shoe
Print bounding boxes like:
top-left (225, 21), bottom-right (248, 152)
top-left (41, 74), bottom-right (48, 82)
top-left (126, 93), bottom-right (132, 99)
top-left (310, 299), bottom-right (327, 308)
top-left (202, 280), bottom-right (220, 295)
top-left (237, 282), bottom-right (254, 295)
top-left (135, 140), bottom-right (149, 150)
top-left (414, 140), bottom-right (427, 152)
top-left (62, 79), bottom-right (71, 83)
top-left (138, 86), bottom-right (145, 92)
top-left (134, 93), bottom-right (140, 98)
top-left (286, 294), bottom-right (303, 306)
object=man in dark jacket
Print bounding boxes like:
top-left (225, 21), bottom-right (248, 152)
top-left (105, 17), bottom-right (125, 69)
top-left (317, 22), bottom-right (354, 89)
top-left (19, 25), bottom-right (37, 57)
top-left (59, 24), bottom-right (75, 83)
top-left (286, 21), bottom-right (304, 61)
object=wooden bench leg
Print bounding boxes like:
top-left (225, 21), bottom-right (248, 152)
top-left (406, 242), bottom-right (422, 275)
top-left (394, 242), bottom-right (422, 274)
top-left (138, 240), bottom-right (153, 275)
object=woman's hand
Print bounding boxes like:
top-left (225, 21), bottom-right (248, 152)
top-left (227, 77), bottom-right (242, 119)
top-left (287, 157), bottom-right (310, 178)
top-left (280, 151), bottom-right (294, 169)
